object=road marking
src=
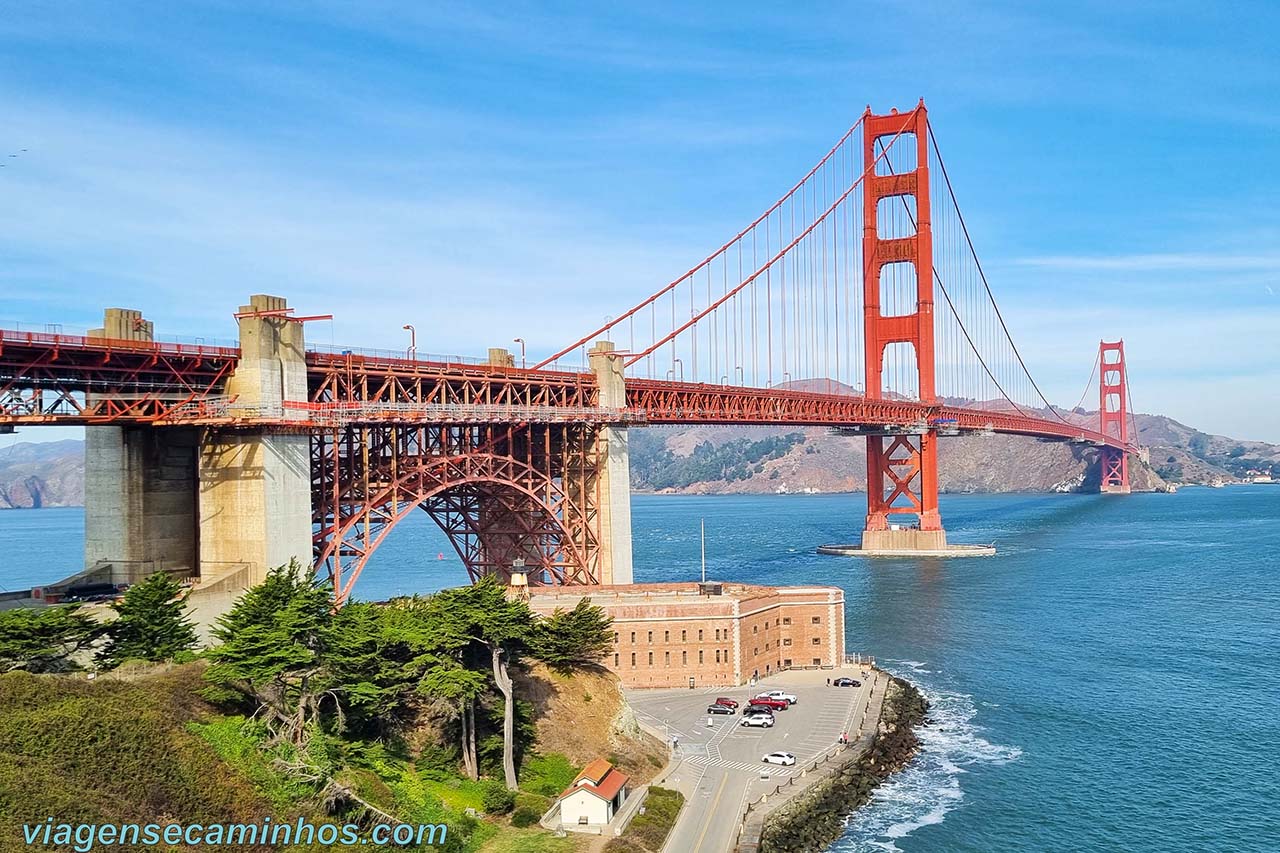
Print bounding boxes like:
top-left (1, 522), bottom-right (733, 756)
top-left (683, 756), bottom-right (794, 776)
top-left (691, 772), bottom-right (730, 852)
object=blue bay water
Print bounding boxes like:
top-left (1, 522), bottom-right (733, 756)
top-left (2, 488), bottom-right (1278, 851)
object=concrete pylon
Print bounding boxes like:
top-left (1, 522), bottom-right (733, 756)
top-left (197, 295), bottom-right (312, 594)
top-left (588, 341), bottom-right (633, 585)
top-left (84, 309), bottom-right (200, 582)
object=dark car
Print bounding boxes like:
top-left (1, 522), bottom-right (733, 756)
top-left (63, 582), bottom-right (121, 602)
top-left (833, 677), bottom-right (862, 688)
top-left (707, 703), bottom-right (736, 715)
top-left (714, 697), bottom-right (740, 709)
top-left (742, 706), bottom-right (774, 719)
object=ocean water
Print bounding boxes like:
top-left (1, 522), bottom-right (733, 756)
top-left (2, 488), bottom-right (1278, 851)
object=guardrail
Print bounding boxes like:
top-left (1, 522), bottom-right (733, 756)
top-left (159, 398), bottom-right (646, 426)
top-left (0, 328), bottom-right (239, 359)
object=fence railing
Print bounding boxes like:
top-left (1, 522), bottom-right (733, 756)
top-left (0, 328), bottom-right (239, 359)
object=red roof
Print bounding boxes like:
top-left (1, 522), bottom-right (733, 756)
top-left (577, 758), bottom-right (613, 784)
top-left (558, 759), bottom-right (630, 803)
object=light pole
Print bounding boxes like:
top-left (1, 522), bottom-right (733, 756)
top-left (513, 337), bottom-right (526, 369)
top-left (402, 324), bottom-right (416, 360)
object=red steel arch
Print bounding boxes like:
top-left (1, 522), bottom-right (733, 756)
top-left (312, 422), bottom-right (605, 603)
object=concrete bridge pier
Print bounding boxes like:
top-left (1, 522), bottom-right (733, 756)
top-left (79, 299), bottom-right (314, 633)
top-left (196, 295), bottom-right (312, 599)
top-left (588, 341), bottom-right (633, 585)
top-left (84, 310), bottom-right (200, 583)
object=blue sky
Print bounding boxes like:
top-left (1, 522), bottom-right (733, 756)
top-left (1, 1), bottom-right (1278, 442)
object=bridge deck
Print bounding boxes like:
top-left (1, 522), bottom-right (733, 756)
top-left (0, 330), bottom-right (1133, 452)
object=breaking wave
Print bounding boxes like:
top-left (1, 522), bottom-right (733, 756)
top-left (829, 660), bottom-right (1022, 852)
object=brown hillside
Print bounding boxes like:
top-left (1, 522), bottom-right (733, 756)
top-left (515, 663), bottom-right (667, 785)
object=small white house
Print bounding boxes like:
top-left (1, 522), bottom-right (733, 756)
top-left (556, 758), bottom-right (629, 829)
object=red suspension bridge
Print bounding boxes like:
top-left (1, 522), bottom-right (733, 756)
top-left (0, 101), bottom-right (1138, 602)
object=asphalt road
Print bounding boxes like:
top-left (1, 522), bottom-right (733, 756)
top-left (627, 666), bottom-right (873, 853)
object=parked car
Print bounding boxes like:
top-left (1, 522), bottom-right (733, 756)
top-left (707, 703), bottom-right (736, 715)
top-left (833, 677), bottom-right (861, 688)
top-left (762, 751), bottom-right (797, 766)
top-left (714, 697), bottom-right (740, 709)
top-left (63, 582), bottom-right (121, 602)
top-left (755, 690), bottom-right (798, 705)
top-left (743, 706), bottom-right (774, 719)
top-left (747, 697), bottom-right (788, 711)
top-left (740, 714), bottom-right (775, 728)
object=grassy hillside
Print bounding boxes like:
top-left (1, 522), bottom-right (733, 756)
top-left (0, 661), bottom-right (657, 853)
top-left (0, 665), bottom-right (284, 849)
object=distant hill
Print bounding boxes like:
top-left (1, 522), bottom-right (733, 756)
top-left (2, 411), bottom-right (1276, 508)
top-left (0, 439), bottom-right (84, 508)
top-left (629, 411), bottom-right (1280, 495)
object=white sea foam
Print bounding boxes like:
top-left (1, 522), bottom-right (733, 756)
top-left (830, 662), bottom-right (1022, 852)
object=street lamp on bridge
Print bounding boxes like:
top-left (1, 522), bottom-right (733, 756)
top-left (402, 324), bottom-right (416, 360)
top-left (513, 337), bottom-right (526, 369)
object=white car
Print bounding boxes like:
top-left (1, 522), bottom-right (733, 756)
top-left (762, 751), bottom-right (796, 766)
top-left (755, 690), bottom-right (798, 705)
top-left (740, 714), bottom-right (775, 728)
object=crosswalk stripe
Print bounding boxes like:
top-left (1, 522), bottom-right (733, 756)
top-left (683, 755), bottom-right (795, 776)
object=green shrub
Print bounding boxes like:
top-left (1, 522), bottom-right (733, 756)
top-left (480, 779), bottom-right (516, 814)
top-left (416, 742), bottom-right (462, 781)
top-left (511, 807), bottom-right (541, 827)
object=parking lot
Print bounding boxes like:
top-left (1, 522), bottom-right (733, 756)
top-left (627, 665), bottom-right (874, 853)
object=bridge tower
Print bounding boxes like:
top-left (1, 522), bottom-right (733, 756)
top-left (859, 102), bottom-right (947, 552)
top-left (1099, 340), bottom-right (1131, 494)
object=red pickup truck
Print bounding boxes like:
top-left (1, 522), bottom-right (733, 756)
top-left (747, 696), bottom-right (788, 711)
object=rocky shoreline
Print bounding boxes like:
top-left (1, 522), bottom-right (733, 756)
top-left (757, 675), bottom-right (929, 853)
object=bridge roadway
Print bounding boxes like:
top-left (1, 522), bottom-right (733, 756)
top-left (0, 329), bottom-right (1134, 453)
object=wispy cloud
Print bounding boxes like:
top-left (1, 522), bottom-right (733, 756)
top-left (1012, 253), bottom-right (1280, 272)
top-left (0, 95), bottom-right (708, 357)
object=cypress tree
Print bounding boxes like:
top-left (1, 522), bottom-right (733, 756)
top-left (203, 559), bottom-right (334, 746)
top-left (96, 571), bottom-right (197, 670)
top-left (0, 604), bottom-right (103, 672)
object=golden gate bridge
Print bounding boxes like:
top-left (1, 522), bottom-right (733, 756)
top-left (0, 101), bottom-right (1138, 603)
